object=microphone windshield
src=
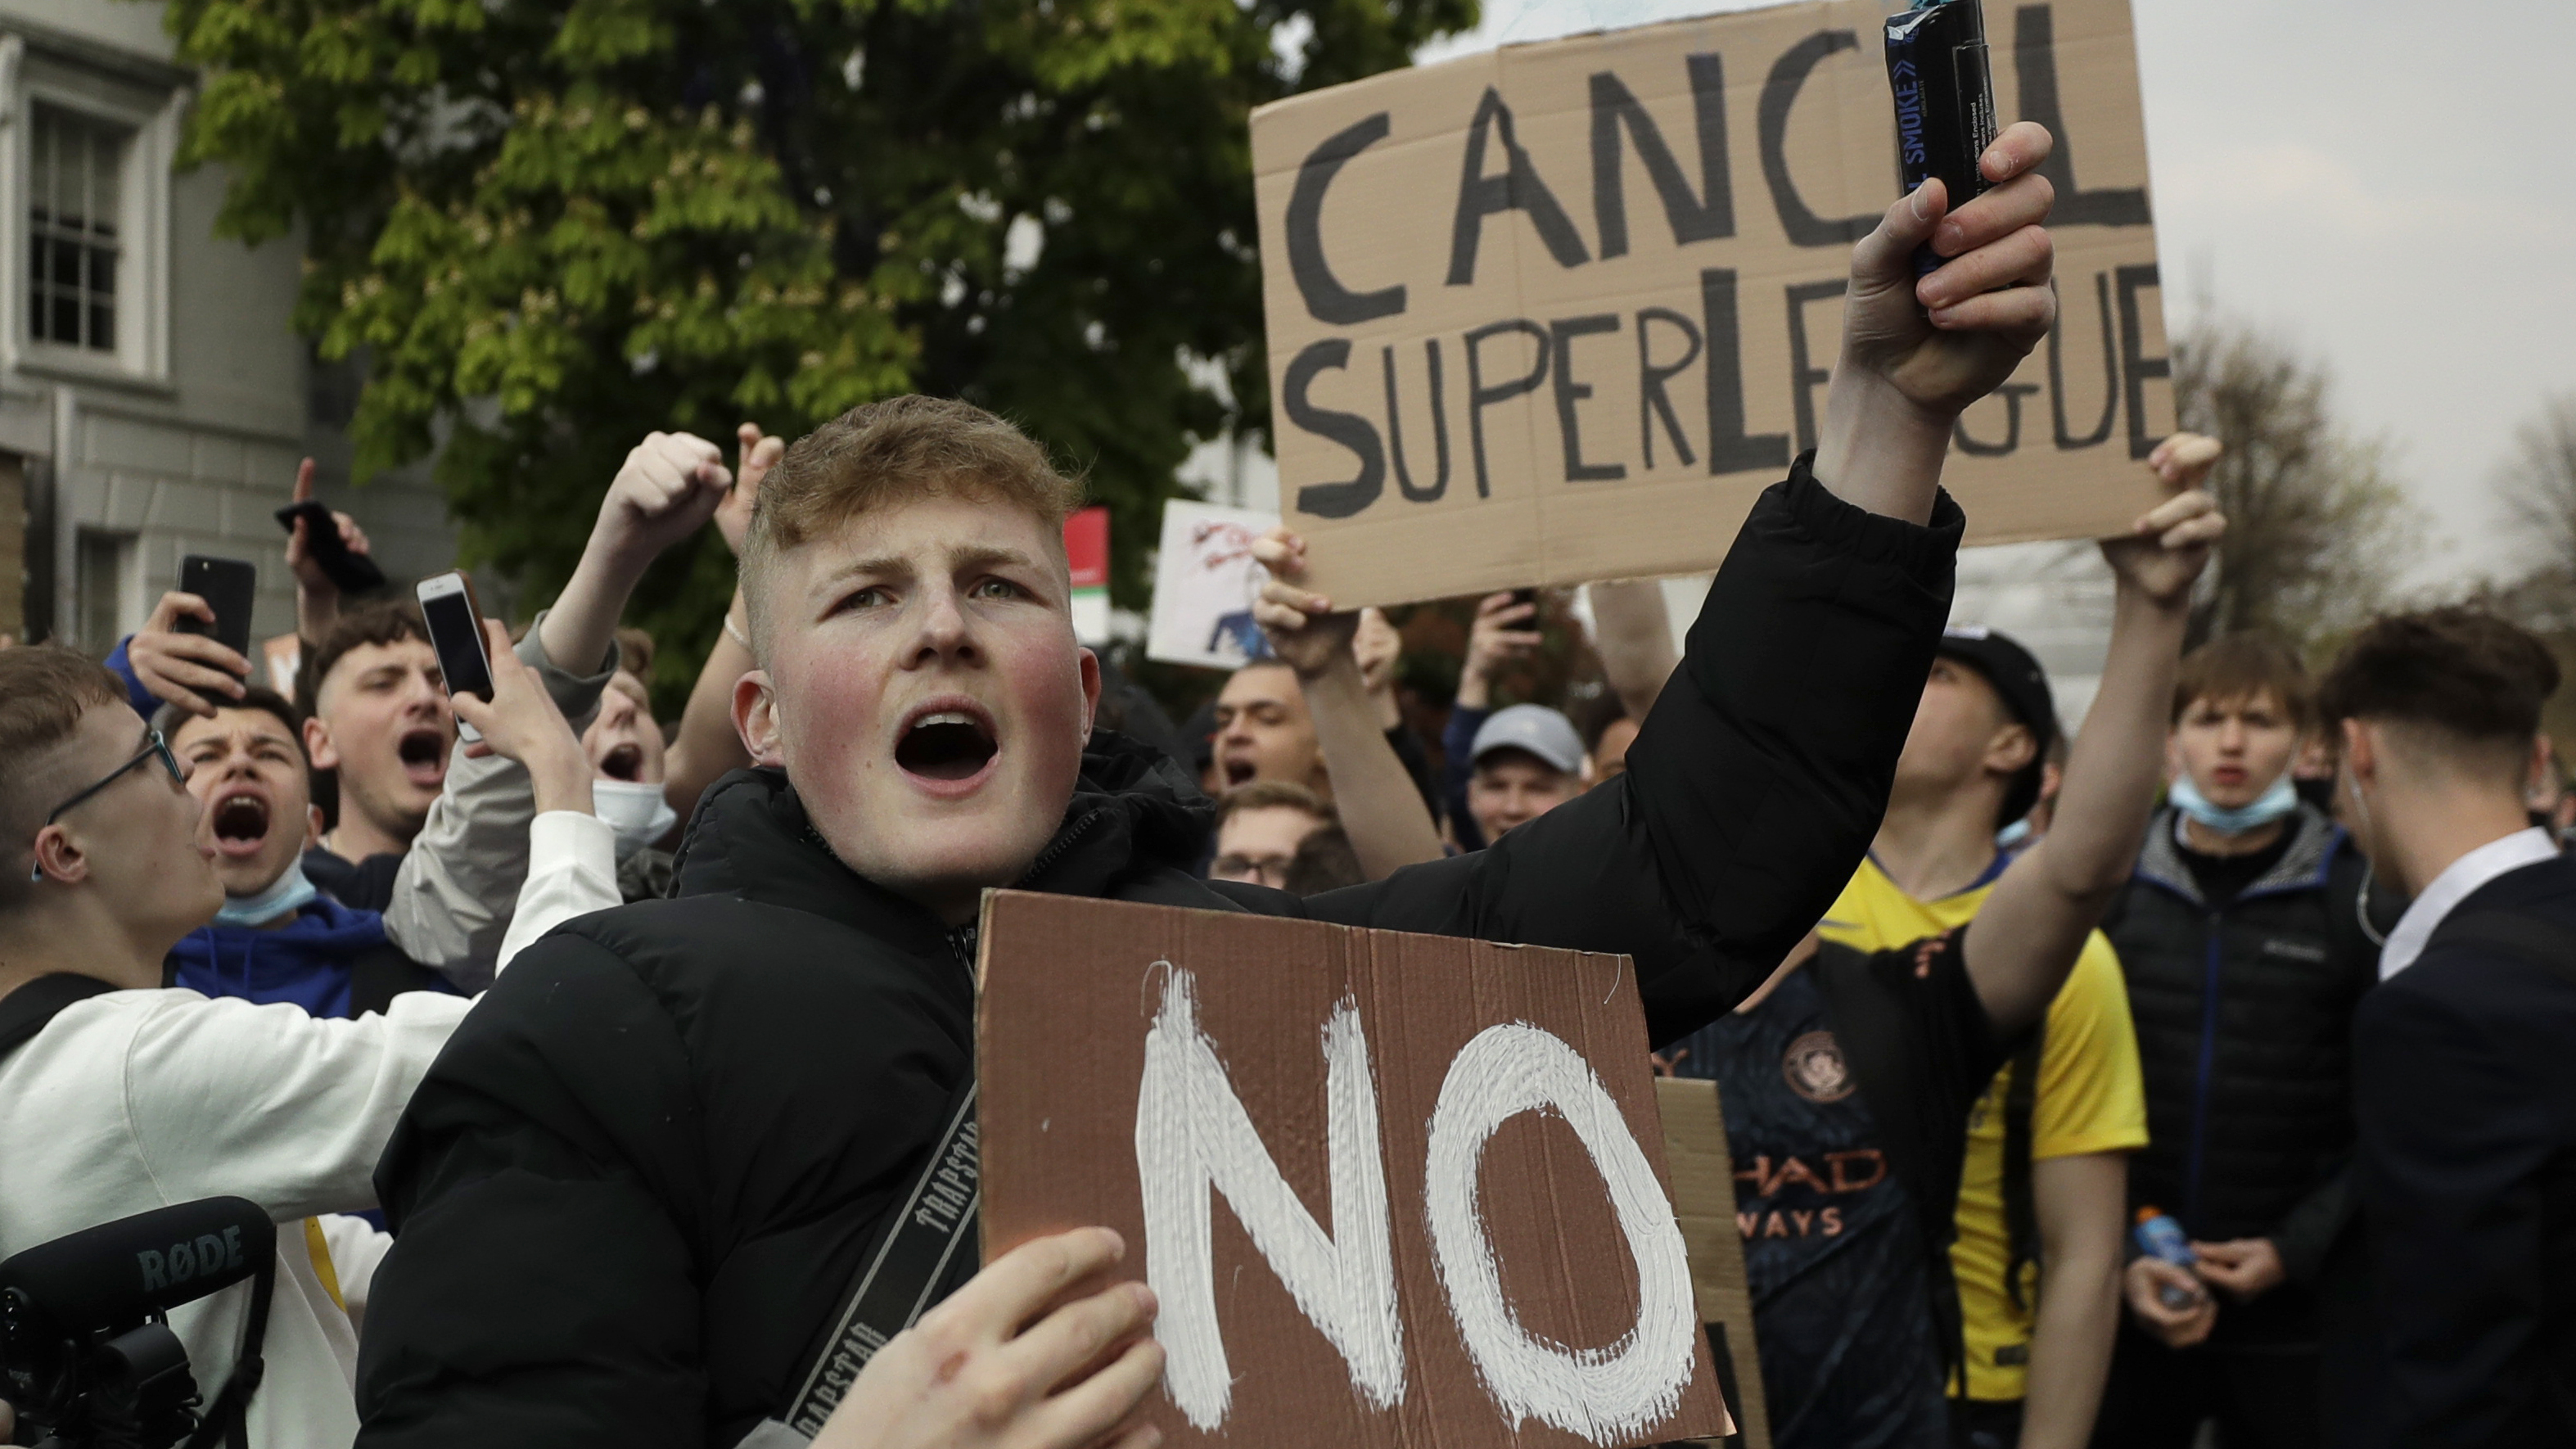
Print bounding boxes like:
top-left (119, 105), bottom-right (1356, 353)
top-left (1, 1198), bottom-right (275, 1334)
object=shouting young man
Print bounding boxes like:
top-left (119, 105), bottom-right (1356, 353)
top-left (355, 124), bottom-right (2069, 1447)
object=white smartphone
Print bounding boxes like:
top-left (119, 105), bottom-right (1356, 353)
top-left (414, 571), bottom-right (494, 745)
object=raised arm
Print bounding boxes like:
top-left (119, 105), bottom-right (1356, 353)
top-left (538, 431), bottom-right (732, 685)
top-left (1816, 121), bottom-right (2059, 524)
top-left (1587, 581), bottom-right (1677, 722)
top-left (1247, 552), bottom-right (1446, 880)
top-left (286, 457), bottom-right (374, 647)
top-left (1965, 436), bottom-right (2223, 1033)
top-left (1276, 128), bottom-right (2064, 1041)
top-left (663, 423), bottom-right (783, 823)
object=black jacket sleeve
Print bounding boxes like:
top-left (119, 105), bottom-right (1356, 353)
top-left (356, 936), bottom-right (713, 1449)
top-left (2352, 969), bottom-right (2556, 1445)
top-left (1302, 460), bottom-right (1960, 1045)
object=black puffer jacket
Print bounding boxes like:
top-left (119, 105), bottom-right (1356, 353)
top-left (354, 466), bottom-right (1961, 1447)
top-left (2101, 803), bottom-right (2388, 1343)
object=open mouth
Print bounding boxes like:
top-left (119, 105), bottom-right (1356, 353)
top-left (398, 728), bottom-right (448, 788)
top-left (599, 743), bottom-right (645, 783)
top-left (896, 706), bottom-right (999, 786)
top-left (1222, 757), bottom-right (1256, 787)
top-left (210, 793), bottom-right (272, 858)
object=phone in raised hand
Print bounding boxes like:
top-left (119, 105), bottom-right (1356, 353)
top-left (176, 555), bottom-right (258, 662)
top-left (1884, 0), bottom-right (1997, 278)
top-left (414, 571), bottom-right (495, 745)
top-left (274, 499), bottom-right (388, 594)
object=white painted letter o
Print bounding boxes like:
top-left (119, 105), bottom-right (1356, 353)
top-left (1423, 1022), bottom-right (1696, 1444)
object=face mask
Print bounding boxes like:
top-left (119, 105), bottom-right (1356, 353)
top-left (1995, 816), bottom-right (2036, 851)
top-left (592, 779), bottom-right (678, 861)
top-left (214, 860), bottom-right (318, 928)
top-left (2170, 770), bottom-right (2299, 836)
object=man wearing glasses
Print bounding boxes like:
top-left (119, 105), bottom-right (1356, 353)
top-left (0, 645), bottom-right (475, 1449)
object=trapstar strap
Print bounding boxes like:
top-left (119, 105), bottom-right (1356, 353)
top-left (774, 1077), bottom-right (982, 1441)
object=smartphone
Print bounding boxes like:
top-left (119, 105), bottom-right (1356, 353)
top-left (414, 571), bottom-right (494, 744)
top-left (273, 500), bottom-right (388, 595)
top-left (1884, 0), bottom-right (1996, 278)
top-left (175, 555), bottom-right (258, 662)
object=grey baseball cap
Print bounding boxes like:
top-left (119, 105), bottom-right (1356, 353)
top-left (1470, 704), bottom-right (1586, 775)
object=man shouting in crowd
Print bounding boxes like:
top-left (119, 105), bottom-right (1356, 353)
top-left (355, 123), bottom-right (2070, 1447)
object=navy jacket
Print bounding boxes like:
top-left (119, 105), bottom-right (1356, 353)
top-left (2335, 852), bottom-right (2576, 1447)
top-left (166, 895), bottom-right (455, 1020)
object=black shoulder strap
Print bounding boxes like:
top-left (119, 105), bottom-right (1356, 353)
top-left (2426, 911), bottom-right (2576, 985)
top-left (2001, 1027), bottom-right (2045, 1311)
top-left (345, 941), bottom-right (452, 1018)
top-left (180, 1245), bottom-right (275, 1449)
top-left (769, 1074), bottom-right (982, 1441)
top-left (0, 973), bottom-right (115, 1064)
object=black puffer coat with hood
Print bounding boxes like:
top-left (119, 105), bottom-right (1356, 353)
top-left (353, 463), bottom-right (1963, 1449)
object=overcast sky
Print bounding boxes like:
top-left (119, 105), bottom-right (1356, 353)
top-left (1419, 0), bottom-right (2576, 592)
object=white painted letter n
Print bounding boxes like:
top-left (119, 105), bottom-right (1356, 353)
top-left (1135, 966), bottom-right (1405, 1429)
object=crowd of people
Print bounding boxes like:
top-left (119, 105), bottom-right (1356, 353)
top-left (0, 119), bottom-right (2569, 1449)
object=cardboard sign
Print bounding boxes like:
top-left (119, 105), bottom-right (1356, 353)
top-left (1250, 0), bottom-right (2170, 607)
top-left (1067, 505), bottom-right (1112, 646)
top-left (977, 892), bottom-right (1732, 1449)
top-left (1145, 499), bottom-right (1281, 670)
top-left (1653, 1077), bottom-right (1770, 1449)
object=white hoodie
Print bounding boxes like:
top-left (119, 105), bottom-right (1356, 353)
top-left (0, 988), bottom-right (469, 1448)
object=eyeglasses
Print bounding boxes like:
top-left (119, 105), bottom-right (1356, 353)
top-left (31, 729), bottom-right (184, 882)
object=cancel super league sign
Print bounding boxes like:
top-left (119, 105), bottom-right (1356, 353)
top-left (976, 893), bottom-right (1730, 1449)
top-left (1251, 0), bottom-right (2172, 607)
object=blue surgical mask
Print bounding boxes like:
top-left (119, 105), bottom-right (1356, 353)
top-left (214, 860), bottom-right (318, 928)
top-left (2169, 770), bottom-right (2299, 837)
top-left (1995, 816), bottom-right (2036, 851)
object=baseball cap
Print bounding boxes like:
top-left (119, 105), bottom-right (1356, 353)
top-left (1469, 704), bottom-right (1586, 776)
top-left (1937, 624), bottom-right (2058, 827)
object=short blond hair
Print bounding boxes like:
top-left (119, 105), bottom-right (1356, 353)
top-left (742, 396), bottom-right (1084, 654)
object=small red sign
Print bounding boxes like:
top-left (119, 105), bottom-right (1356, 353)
top-left (1065, 506), bottom-right (1110, 589)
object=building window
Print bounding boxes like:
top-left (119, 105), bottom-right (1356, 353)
top-left (28, 103), bottom-right (129, 354)
top-left (74, 527), bottom-right (137, 654)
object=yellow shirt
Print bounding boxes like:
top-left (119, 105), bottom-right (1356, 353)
top-left (1821, 857), bottom-right (2148, 1402)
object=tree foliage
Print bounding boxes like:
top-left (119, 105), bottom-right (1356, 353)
top-left (2172, 317), bottom-right (2414, 652)
top-left (159, 0), bottom-right (1473, 703)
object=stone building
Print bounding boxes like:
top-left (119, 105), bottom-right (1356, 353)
top-left (0, 0), bottom-right (453, 656)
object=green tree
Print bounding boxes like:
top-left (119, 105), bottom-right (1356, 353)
top-left (2172, 317), bottom-right (2414, 652)
top-left (160, 0), bottom-right (1472, 703)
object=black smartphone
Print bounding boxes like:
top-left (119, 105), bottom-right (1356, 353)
top-left (175, 555), bottom-right (258, 662)
top-left (414, 571), bottom-right (494, 744)
top-left (1508, 587), bottom-right (1541, 633)
top-left (273, 500), bottom-right (388, 595)
top-left (1885, 0), bottom-right (1996, 278)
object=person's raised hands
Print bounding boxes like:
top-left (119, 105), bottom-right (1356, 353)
top-left (1843, 121), bottom-right (2058, 420)
top-left (715, 421), bottom-right (787, 558)
top-left (813, 1227), bottom-right (1163, 1449)
top-left (448, 618), bottom-right (594, 815)
top-left (2122, 1257), bottom-right (2214, 1349)
top-left (285, 459), bottom-right (371, 596)
top-left (128, 590), bottom-right (250, 718)
top-left (1455, 591), bottom-right (1541, 710)
top-left (2099, 432), bottom-right (2225, 608)
top-left (1251, 529), bottom-right (1359, 679)
top-left (592, 431), bottom-right (734, 573)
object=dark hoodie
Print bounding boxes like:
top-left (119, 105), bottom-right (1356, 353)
top-left (354, 463), bottom-right (1965, 1448)
top-left (166, 895), bottom-right (457, 1020)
